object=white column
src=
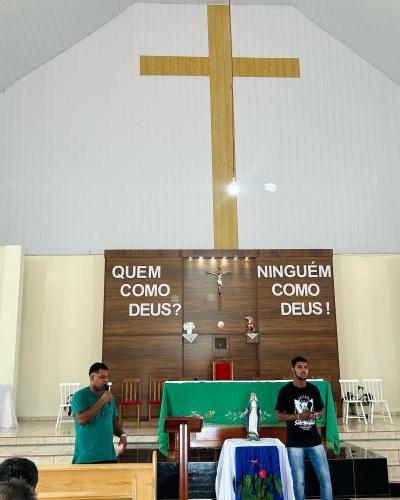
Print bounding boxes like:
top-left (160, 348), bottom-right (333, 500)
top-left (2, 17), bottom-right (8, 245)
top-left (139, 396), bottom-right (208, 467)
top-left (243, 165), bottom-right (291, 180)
top-left (0, 245), bottom-right (25, 404)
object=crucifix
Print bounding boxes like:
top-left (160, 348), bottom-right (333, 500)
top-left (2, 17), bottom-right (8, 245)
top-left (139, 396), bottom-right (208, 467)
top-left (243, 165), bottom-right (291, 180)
top-left (205, 269), bottom-right (231, 310)
top-left (140, 5), bottom-right (300, 249)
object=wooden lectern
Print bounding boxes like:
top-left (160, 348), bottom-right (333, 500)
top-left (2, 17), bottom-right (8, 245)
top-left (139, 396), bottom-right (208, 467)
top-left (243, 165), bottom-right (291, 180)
top-left (164, 416), bottom-right (203, 500)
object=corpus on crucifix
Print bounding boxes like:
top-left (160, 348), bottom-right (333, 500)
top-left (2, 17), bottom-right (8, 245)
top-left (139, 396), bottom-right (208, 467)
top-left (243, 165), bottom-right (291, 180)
top-left (205, 271), bottom-right (231, 295)
top-left (206, 269), bottom-right (232, 310)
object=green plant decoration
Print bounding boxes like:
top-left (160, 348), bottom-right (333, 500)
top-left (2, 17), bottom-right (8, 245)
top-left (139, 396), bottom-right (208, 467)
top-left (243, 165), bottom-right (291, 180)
top-left (237, 459), bottom-right (283, 500)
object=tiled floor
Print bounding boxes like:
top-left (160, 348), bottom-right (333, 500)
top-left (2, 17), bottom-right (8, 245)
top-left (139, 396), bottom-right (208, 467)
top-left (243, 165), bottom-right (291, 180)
top-left (1, 414), bottom-right (399, 480)
top-left (338, 414), bottom-right (399, 434)
top-left (0, 418), bottom-right (159, 464)
top-left (1, 412), bottom-right (397, 439)
top-left (0, 418), bottom-right (159, 438)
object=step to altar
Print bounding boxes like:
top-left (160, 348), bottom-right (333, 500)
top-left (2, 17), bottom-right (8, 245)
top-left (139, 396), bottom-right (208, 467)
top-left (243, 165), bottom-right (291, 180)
top-left (0, 418), bottom-right (158, 465)
top-left (339, 418), bottom-right (400, 483)
top-left (120, 444), bottom-right (390, 499)
top-left (0, 418), bottom-right (395, 497)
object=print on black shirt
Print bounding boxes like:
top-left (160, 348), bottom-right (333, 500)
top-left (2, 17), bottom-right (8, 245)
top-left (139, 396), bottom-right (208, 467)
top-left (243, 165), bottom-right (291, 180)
top-left (294, 395), bottom-right (315, 431)
top-left (275, 382), bottom-right (324, 448)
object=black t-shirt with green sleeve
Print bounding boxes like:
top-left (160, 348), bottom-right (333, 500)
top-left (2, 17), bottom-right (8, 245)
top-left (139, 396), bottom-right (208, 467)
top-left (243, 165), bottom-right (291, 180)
top-left (275, 382), bottom-right (324, 448)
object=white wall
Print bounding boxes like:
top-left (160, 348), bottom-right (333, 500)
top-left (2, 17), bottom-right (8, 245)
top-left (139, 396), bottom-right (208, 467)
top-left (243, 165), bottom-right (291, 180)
top-left (16, 256), bottom-right (104, 417)
top-left (234, 5), bottom-right (400, 251)
top-left (334, 254), bottom-right (400, 411)
top-left (0, 245), bottom-right (24, 403)
top-left (15, 253), bottom-right (400, 416)
top-left (0, 3), bottom-right (214, 254)
top-left (0, 4), bottom-right (399, 254)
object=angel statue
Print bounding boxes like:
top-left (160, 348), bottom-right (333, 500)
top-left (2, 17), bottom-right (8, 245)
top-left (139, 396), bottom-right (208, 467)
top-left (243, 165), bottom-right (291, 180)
top-left (245, 316), bottom-right (254, 332)
top-left (240, 392), bottom-right (261, 441)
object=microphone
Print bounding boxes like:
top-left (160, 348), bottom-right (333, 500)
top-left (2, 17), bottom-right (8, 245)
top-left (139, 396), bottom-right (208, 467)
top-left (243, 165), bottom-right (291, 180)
top-left (104, 382), bottom-right (112, 406)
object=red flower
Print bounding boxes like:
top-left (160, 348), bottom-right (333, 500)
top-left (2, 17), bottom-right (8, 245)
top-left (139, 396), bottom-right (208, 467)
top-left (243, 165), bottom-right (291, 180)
top-left (259, 469), bottom-right (267, 479)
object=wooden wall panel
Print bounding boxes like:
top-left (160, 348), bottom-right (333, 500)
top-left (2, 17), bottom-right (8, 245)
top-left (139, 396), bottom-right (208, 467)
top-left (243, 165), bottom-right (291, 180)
top-left (183, 335), bottom-right (213, 380)
top-left (183, 257), bottom-right (258, 380)
top-left (104, 335), bottom-right (182, 419)
top-left (183, 258), bottom-right (256, 334)
top-left (102, 249), bottom-right (340, 418)
top-left (228, 335), bottom-right (259, 380)
top-left (256, 254), bottom-right (340, 399)
top-left (103, 257), bottom-right (183, 335)
top-left (260, 318), bottom-right (337, 334)
top-left (103, 253), bottom-right (184, 419)
top-left (183, 334), bottom-right (259, 380)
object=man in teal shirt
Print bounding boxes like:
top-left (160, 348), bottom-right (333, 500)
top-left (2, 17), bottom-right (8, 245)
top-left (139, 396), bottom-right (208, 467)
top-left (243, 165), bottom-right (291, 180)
top-left (72, 362), bottom-right (127, 464)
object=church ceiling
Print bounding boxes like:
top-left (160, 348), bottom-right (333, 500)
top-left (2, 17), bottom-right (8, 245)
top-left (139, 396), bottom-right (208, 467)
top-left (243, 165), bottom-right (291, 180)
top-left (0, 0), bottom-right (399, 92)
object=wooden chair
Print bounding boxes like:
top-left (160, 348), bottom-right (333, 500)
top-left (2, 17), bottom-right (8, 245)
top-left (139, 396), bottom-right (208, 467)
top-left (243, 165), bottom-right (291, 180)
top-left (212, 359), bottom-right (233, 380)
top-left (148, 377), bottom-right (167, 421)
top-left (119, 378), bottom-right (142, 427)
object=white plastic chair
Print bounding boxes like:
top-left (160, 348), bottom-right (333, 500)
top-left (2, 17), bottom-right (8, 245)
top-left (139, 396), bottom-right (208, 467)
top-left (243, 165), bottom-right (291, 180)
top-left (361, 378), bottom-right (393, 425)
top-left (55, 383), bottom-right (80, 430)
top-left (339, 379), bottom-right (367, 425)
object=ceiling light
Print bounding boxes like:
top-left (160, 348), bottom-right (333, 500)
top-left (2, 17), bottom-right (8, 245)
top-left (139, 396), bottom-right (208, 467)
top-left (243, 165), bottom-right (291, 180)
top-left (264, 182), bottom-right (277, 192)
top-left (228, 177), bottom-right (240, 195)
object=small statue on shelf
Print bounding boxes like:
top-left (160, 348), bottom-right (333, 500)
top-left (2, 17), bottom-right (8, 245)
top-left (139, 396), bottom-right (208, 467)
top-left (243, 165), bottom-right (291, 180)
top-left (245, 316), bottom-right (254, 332)
top-left (240, 392), bottom-right (261, 441)
top-left (183, 321), bottom-right (198, 343)
top-left (245, 316), bottom-right (258, 340)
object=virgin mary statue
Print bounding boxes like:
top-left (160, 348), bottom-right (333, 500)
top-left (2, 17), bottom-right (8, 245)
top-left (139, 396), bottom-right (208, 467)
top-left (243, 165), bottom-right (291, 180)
top-left (240, 393), bottom-right (261, 441)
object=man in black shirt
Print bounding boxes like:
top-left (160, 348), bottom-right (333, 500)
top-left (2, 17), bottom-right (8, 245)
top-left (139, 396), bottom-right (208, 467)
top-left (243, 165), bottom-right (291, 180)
top-left (275, 356), bottom-right (333, 500)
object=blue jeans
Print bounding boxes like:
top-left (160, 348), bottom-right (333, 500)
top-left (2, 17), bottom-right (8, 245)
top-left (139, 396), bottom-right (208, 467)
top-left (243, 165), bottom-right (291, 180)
top-left (287, 444), bottom-right (333, 500)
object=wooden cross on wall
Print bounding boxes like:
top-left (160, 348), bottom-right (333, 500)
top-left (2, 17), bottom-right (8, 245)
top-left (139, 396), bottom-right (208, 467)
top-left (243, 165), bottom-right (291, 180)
top-left (140, 5), bottom-right (300, 249)
top-left (205, 268), bottom-right (232, 310)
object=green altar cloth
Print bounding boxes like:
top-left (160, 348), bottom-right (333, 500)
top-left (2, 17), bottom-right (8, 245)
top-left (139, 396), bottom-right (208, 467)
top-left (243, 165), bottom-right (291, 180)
top-left (158, 380), bottom-right (340, 456)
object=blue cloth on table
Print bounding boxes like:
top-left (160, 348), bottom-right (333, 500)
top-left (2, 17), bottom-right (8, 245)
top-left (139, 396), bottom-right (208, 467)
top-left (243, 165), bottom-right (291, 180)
top-left (235, 446), bottom-right (283, 500)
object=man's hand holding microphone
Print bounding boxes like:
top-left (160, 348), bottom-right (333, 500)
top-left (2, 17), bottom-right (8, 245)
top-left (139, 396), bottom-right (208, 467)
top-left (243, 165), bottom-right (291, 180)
top-left (102, 382), bottom-right (127, 456)
top-left (101, 382), bottom-right (114, 404)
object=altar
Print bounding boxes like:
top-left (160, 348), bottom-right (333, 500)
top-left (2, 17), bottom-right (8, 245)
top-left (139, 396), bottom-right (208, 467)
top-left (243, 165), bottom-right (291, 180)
top-left (158, 380), bottom-right (340, 456)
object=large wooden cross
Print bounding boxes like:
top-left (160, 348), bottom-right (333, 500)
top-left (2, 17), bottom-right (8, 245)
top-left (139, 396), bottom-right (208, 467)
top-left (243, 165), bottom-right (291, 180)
top-left (140, 5), bottom-right (300, 249)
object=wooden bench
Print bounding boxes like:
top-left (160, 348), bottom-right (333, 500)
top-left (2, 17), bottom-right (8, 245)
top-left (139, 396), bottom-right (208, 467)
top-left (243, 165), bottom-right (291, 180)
top-left (36, 451), bottom-right (156, 500)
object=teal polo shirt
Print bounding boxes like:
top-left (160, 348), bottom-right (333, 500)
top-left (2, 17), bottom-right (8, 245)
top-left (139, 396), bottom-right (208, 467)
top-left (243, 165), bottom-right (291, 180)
top-left (72, 386), bottom-right (118, 464)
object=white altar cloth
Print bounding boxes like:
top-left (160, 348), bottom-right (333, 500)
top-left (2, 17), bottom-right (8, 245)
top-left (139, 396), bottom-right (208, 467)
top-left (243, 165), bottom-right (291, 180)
top-left (0, 384), bottom-right (18, 428)
top-left (215, 438), bottom-right (294, 500)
